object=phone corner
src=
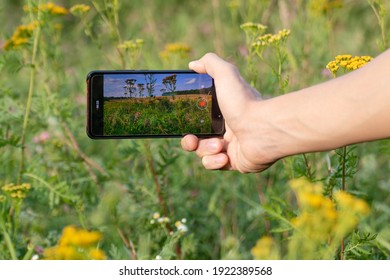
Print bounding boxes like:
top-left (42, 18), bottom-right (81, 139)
top-left (86, 127), bottom-right (97, 139)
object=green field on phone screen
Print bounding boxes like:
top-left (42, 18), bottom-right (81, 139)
top-left (103, 95), bottom-right (212, 135)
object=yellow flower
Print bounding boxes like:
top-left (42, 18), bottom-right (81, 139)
top-left (3, 21), bottom-right (40, 51)
top-left (334, 191), bottom-right (370, 215)
top-left (252, 28), bottom-right (291, 50)
top-left (288, 178), bottom-right (370, 259)
top-left (335, 54), bottom-right (352, 62)
top-left (89, 248), bottom-right (107, 260)
top-left (152, 212), bottom-right (160, 219)
top-left (326, 54), bottom-right (373, 77)
top-left (59, 225), bottom-right (102, 247)
top-left (240, 22), bottom-right (267, 32)
top-left (117, 39), bottom-right (144, 51)
top-left (251, 236), bottom-right (280, 260)
top-left (44, 245), bottom-right (80, 260)
top-left (1, 183), bottom-right (31, 199)
top-left (44, 225), bottom-right (106, 260)
top-left (25, 2), bottom-right (68, 15)
top-left (160, 43), bottom-right (191, 60)
top-left (70, 4), bottom-right (91, 16)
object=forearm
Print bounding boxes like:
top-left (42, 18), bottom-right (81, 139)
top-left (257, 49), bottom-right (390, 158)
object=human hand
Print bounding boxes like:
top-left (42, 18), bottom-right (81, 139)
top-left (181, 53), bottom-right (281, 173)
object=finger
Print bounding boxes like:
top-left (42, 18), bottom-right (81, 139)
top-left (181, 134), bottom-right (199, 151)
top-left (202, 153), bottom-right (230, 170)
top-left (195, 138), bottom-right (224, 158)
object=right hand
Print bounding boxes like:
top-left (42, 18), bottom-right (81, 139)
top-left (181, 53), bottom-right (281, 173)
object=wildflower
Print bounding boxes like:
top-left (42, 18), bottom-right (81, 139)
top-left (70, 4), bottom-right (91, 16)
top-left (2, 183), bottom-right (31, 199)
top-left (24, 2), bottom-right (68, 15)
top-left (3, 21), bottom-right (39, 51)
top-left (288, 178), bottom-right (370, 259)
top-left (152, 212), bottom-right (160, 219)
top-left (251, 29), bottom-right (291, 54)
top-left (117, 39), bottom-right (144, 51)
top-left (240, 22), bottom-right (267, 33)
top-left (251, 236), bottom-right (280, 260)
top-left (44, 225), bottom-right (106, 260)
top-left (174, 220), bottom-right (188, 233)
top-left (326, 54), bottom-right (373, 77)
top-left (89, 248), bottom-right (106, 260)
top-left (334, 191), bottom-right (370, 215)
top-left (33, 131), bottom-right (51, 144)
top-left (160, 43), bottom-right (191, 60)
top-left (157, 216), bottom-right (170, 224)
top-left (59, 225), bottom-right (102, 247)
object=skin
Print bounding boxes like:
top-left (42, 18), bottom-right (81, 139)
top-left (181, 51), bottom-right (390, 173)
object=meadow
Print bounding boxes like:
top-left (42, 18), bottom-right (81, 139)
top-left (103, 95), bottom-right (213, 135)
top-left (0, 0), bottom-right (389, 260)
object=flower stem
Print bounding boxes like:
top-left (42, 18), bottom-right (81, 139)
top-left (18, 0), bottom-right (42, 184)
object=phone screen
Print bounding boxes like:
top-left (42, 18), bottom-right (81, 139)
top-left (87, 71), bottom-right (224, 138)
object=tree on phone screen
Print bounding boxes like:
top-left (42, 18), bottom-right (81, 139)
top-left (144, 73), bottom-right (156, 97)
top-left (137, 83), bottom-right (145, 98)
top-left (162, 74), bottom-right (177, 97)
top-left (124, 78), bottom-right (137, 98)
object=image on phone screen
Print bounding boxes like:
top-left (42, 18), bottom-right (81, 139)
top-left (87, 71), bottom-right (224, 138)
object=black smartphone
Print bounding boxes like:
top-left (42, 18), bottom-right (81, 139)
top-left (87, 70), bottom-right (225, 138)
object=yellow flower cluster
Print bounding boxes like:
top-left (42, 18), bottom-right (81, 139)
top-left (3, 21), bottom-right (39, 51)
top-left (2, 183), bottom-right (31, 199)
top-left (240, 22), bottom-right (267, 33)
top-left (70, 4), bottom-right (91, 16)
top-left (326, 54), bottom-right (373, 76)
top-left (287, 178), bottom-right (370, 259)
top-left (160, 43), bottom-right (191, 60)
top-left (44, 225), bottom-right (106, 260)
top-left (252, 29), bottom-right (291, 48)
top-left (290, 179), bottom-right (337, 242)
top-left (251, 236), bottom-right (280, 260)
top-left (118, 39), bottom-right (144, 51)
top-left (240, 22), bottom-right (268, 45)
top-left (24, 2), bottom-right (68, 15)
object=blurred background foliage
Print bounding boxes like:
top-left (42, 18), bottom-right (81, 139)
top-left (0, 0), bottom-right (389, 260)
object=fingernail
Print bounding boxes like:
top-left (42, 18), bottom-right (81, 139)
top-left (188, 61), bottom-right (196, 68)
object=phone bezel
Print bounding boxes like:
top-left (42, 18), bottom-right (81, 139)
top-left (86, 70), bottom-right (225, 139)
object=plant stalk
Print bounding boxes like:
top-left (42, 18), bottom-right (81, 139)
top-left (18, 0), bottom-right (42, 184)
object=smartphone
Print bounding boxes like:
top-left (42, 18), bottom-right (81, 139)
top-left (86, 70), bottom-right (225, 138)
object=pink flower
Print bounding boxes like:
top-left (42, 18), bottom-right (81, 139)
top-left (33, 131), bottom-right (50, 144)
